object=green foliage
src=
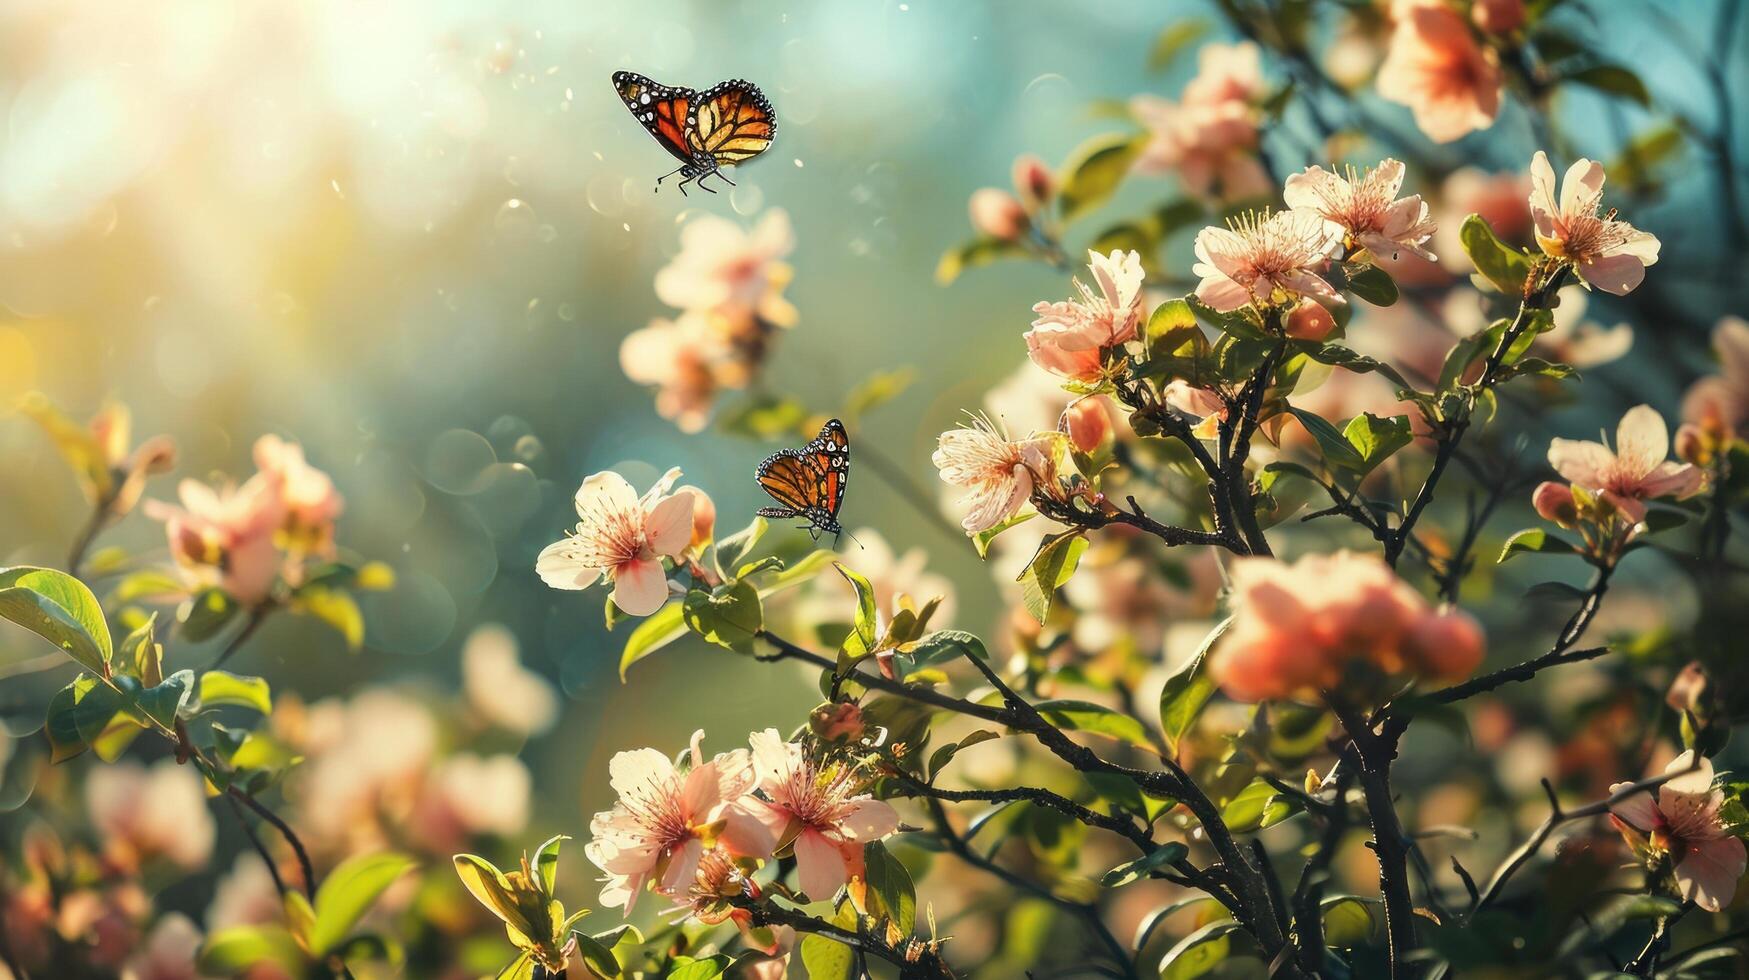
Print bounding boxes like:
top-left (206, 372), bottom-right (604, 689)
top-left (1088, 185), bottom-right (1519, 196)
top-left (0, 565), bottom-right (113, 675)
top-left (1017, 530), bottom-right (1089, 624)
top-left (179, 588), bottom-right (240, 642)
top-left (1498, 528), bottom-right (1580, 563)
top-left (295, 586), bottom-right (365, 650)
top-left (1562, 64), bottom-right (1650, 105)
top-left (936, 236), bottom-right (1030, 285)
top-left (835, 562), bottom-right (880, 658)
top-left (666, 954), bottom-right (731, 980)
top-left (971, 511), bottom-right (1035, 558)
top-left (1220, 777), bottom-right (1299, 833)
top-left (1057, 132), bottom-right (1147, 222)
top-left (1459, 214), bottom-right (1533, 294)
top-left (683, 580), bottom-right (764, 654)
top-left (1341, 413), bottom-right (1413, 474)
top-left (617, 602), bottom-right (687, 678)
top-left (195, 671), bottom-right (273, 715)
top-left (308, 851), bottom-right (416, 955)
top-left (862, 841), bottom-right (919, 934)
top-left (1159, 618), bottom-right (1229, 753)
top-left (1343, 264), bottom-right (1399, 306)
top-left (454, 836), bottom-right (595, 976)
top-left (1158, 919), bottom-right (1243, 978)
top-left (1034, 699), bottom-right (1156, 751)
top-left (1100, 842), bottom-right (1190, 888)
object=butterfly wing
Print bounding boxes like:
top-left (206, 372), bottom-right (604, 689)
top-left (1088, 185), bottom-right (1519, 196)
top-left (612, 70), bottom-right (698, 165)
top-left (754, 419), bottom-right (850, 533)
top-left (690, 79), bottom-right (777, 167)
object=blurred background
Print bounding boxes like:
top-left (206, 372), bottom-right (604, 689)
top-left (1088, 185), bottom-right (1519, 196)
top-left (1, 0), bottom-right (1745, 964)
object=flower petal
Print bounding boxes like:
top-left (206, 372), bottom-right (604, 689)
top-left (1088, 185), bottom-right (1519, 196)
top-left (1577, 252), bottom-right (1647, 296)
top-left (1614, 405), bottom-right (1670, 481)
top-left (535, 539), bottom-right (602, 591)
top-left (611, 558), bottom-right (671, 616)
top-left (1674, 836), bottom-right (1747, 912)
top-left (1546, 437), bottom-right (1614, 488)
top-left (608, 747), bottom-right (675, 800)
top-left (645, 492), bottom-right (696, 559)
top-left (793, 829), bottom-right (849, 900)
top-left (575, 470), bottom-right (638, 520)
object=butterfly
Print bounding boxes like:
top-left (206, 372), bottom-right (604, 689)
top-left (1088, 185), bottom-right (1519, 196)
top-left (756, 418), bottom-right (850, 542)
top-left (611, 71), bottom-right (777, 196)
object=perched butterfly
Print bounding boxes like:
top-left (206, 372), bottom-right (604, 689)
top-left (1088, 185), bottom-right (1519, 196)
top-left (756, 419), bottom-right (850, 542)
top-left (611, 71), bottom-right (777, 196)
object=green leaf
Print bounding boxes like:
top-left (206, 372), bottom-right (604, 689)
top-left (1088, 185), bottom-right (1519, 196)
top-left (1641, 507), bottom-right (1689, 535)
top-left (114, 669), bottom-right (194, 730)
top-left (835, 562), bottom-right (879, 657)
top-left (1342, 413), bottom-right (1413, 473)
top-left (297, 587), bottom-right (364, 651)
top-left (179, 588), bottom-right (240, 642)
top-left (198, 925), bottom-right (306, 973)
top-left (1498, 528), bottom-right (1579, 563)
top-left (1459, 214), bottom-right (1532, 294)
top-left (926, 729), bottom-right (1000, 779)
top-left (1439, 321), bottom-right (1500, 392)
top-left (1159, 920), bottom-right (1240, 979)
top-left (1345, 264), bottom-right (1399, 306)
top-left (617, 602), bottom-right (687, 679)
top-left (681, 580), bottom-right (764, 654)
top-left (1321, 896), bottom-right (1382, 948)
top-left (196, 671), bottom-right (272, 715)
top-left (971, 511), bottom-right (1034, 559)
top-left (1101, 841), bottom-right (1190, 887)
top-left (1286, 407), bottom-right (1365, 472)
top-left (1034, 699), bottom-right (1156, 752)
top-left (44, 675), bottom-right (111, 762)
top-left (112, 568), bottom-right (187, 603)
top-left (534, 834), bottom-right (567, 894)
top-left (906, 629), bottom-right (989, 669)
top-left (754, 549), bottom-right (838, 597)
top-left (493, 950), bottom-right (535, 980)
top-left (1299, 344), bottom-right (1415, 391)
top-left (0, 566), bottom-right (113, 675)
top-left (863, 841), bottom-right (918, 934)
top-left (119, 613), bottom-right (162, 686)
top-left (1221, 778), bottom-right (1298, 833)
top-left (842, 368), bottom-right (915, 421)
top-left (936, 236), bottom-right (1029, 285)
top-left (717, 395), bottom-right (810, 439)
top-left (713, 518), bottom-right (767, 576)
top-left (310, 851), bottom-right (415, 955)
top-left (1017, 531), bottom-right (1089, 625)
top-left (571, 933), bottom-right (622, 978)
top-left (1525, 580), bottom-right (1589, 602)
top-left (1147, 20), bottom-right (1208, 71)
top-left (454, 854), bottom-right (534, 938)
top-left (1058, 132), bottom-right (1145, 222)
top-left (799, 933), bottom-right (855, 980)
top-left (1565, 64), bottom-right (1650, 105)
top-left (1160, 618), bottom-right (1230, 753)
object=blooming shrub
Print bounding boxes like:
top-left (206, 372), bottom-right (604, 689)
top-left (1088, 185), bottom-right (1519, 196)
top-left (2, 3), bottom-right (1748, 980)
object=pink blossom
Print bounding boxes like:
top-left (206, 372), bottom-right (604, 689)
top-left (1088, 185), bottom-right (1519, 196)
top-left (1211, 550), bottom-right (1485, 702)
top-left (1026, 249), bottom-right (1146, 382)
top-left (654, 209), bottom-right (796, 327)
top-left (1609, 752), bottom-right (1748, 912)
top-left (413, 753), bottom-right (532, 846)
top-left (620, 313), bottom-right (734, 434)
top-left (1192, 210), bottom-right (1343, 312)
top-left (932, 415), bottom-right (1060, 534)
top-left (86, 762), bottom-right (215, 872)
top-left (252, 435), bottom-right (343, 557)
top-left (145, 475), bottom-right (285, 606)
top-left (739, 730), bottom-right (899, 900)
top-left (584, 731), bottom-right (772, 913)
top-left (1283, 159), bottom-right (1437, 262)
top-left (1531, 481), bottom-right (1580, 527)
top-left (1131, 42), bottom-right (1271, 201)
top-left (1377, 0), bottom-right (1503, 144)
top-left (1681, 317), bottom-right (1749, 443)
top-left (1547, 405), bottom-right (1705, 524)
top-left (1064, 397), bottom-right (1113, 453)
top-left (462, 623), bottom-right (559, 738)
top-left (536, 467), bottom-right (695, 616)
top-left (1529, 151), bottom-right (1661, 294)
top-left (969, 188), bottom-right (1028, 241)
top-left (123, 913), bottom-right (212, 980)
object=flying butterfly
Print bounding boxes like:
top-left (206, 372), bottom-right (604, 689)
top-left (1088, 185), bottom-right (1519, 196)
top-left (611, 70), bottom-right (777, 196)
top-left (756, 418), bottom-right (850, 543)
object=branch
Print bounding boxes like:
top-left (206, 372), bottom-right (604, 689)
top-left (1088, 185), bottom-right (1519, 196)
top-left (1326, 698), bottom-right (1419, 977)
top-left (1473, 760), bottom-right (1702, 914)
top-left (731, 895), bottom-right (955, 980)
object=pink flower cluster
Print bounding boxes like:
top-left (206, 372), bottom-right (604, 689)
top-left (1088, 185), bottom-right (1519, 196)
top-left (620, 210), bottom-right (796, 432)
top-left (1377, 0), bottom-right (1504, 144)
top-left (1211, 551), bottom-right (1485, 702)
top-left (1132, 42), bottom-right (1273, 201)
top-left (968, 154), bottom-right (1055, 242)
top-left (1609, 752), bottom-right (1747, 913)
top-left (1026, 249), bottom-right (1146, 383)
top-left (585, 729), bottom-right (899, 914)
top-left (932, 415), bottom-right (1062, 534)
top-left (144, 434), bottom-right (344, 606)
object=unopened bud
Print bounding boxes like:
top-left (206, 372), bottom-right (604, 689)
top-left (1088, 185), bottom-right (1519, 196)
top-left (1064, 398), bottom-right (1112, 454)
top-left (1532, 481), bottom-right (1579, 527)
top-left (1011, 154), bottom-right (1055, 210)
top-left (1284, 299), bottom-right (1337, 342)
top-left (1471, 0), bottom-right (1525, 34)
top-left (968, 188), bottom-right (1028, 241)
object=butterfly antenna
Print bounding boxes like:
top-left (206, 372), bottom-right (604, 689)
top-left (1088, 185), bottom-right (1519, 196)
top-left (841, 528), bottom-right (865, 551)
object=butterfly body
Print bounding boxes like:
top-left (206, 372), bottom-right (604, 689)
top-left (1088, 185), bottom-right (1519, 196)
top-left (756, 419), bottom-right (850, 542)
top-left (612, 71), bottom-right (777, 195)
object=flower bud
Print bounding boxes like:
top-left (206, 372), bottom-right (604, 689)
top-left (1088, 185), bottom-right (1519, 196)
top-left (1064, 398), bottom-right (1112, 454)
top-left (1284, 299), bottom-right (1337, 341)
top-left (1674, 422), bottom-right (1713, 467)
top-left (809, 701), bottom-right (866, 742)
top-left (1405, 607), bottom-right (1486, 680)
top-left (675, 485), bottom-right (717, 553)
top-left (968, 188), bottom-right (1028, 242)
top-left (1011, 154), bottom-right (1055, 210)
top-left (1532, 481), bottom-right (1579, 527)
top-left (1666, 661), bottom-right (1713, 718)
top-left (1471, 0), bottom-right (1525, 34)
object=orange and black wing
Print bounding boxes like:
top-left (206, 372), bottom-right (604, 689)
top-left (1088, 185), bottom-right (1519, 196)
top-left (755, 419), bottom-right (849, 532)
top-left (690, 79), bottom-right (777, 167)
top-left (612, 70), bottom-right (697, 164)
